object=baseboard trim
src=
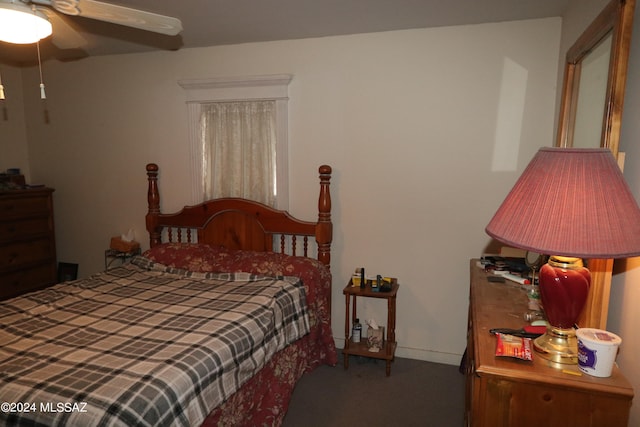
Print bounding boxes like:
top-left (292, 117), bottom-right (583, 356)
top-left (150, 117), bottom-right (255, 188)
top-left (333, 338), bottom-right (463, 366)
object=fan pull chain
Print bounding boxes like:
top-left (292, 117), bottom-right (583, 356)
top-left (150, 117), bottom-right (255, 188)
top-left (0, 71), bottom-right (5, 100)
top-left (37, 41), bottom-right (46, 100)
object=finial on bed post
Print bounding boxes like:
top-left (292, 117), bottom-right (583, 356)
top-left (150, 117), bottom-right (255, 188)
top-left (317, 165), bottom-right (332, 268)
top-left (146, 163), bottom-right (162, 247)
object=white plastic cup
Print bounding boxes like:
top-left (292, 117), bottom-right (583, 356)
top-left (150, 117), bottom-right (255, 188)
top-left (576, 328), bottom-right (622, 378)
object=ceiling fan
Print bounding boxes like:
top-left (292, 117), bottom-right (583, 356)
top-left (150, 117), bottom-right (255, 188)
top-left (0, 0), bottom-right (182, 47)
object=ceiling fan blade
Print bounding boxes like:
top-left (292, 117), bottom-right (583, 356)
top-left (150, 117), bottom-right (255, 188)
top-left (42, 9), bottom-right (87, 49)
top-left (51, 0), bottom-right (183, 36)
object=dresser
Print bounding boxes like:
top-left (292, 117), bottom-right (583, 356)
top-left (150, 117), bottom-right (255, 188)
top-left (465, 259), bottom-right (633, 427)
top-left (0, 188), bottom-right (57, 300)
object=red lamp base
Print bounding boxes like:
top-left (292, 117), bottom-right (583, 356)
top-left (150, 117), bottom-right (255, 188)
top-left (533, 256), bottom-right (591, 366)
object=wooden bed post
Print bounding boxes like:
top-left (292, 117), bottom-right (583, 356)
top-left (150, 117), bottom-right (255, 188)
top-left (316, 165), bottom-right (333, 269)
top-left (146, 163), bottom-right (162, 247)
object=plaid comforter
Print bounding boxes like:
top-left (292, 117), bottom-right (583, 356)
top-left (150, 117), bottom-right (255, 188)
top-left (0, 257), bottom-right (310, 427)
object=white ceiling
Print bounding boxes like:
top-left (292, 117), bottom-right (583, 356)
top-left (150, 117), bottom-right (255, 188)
top-left (0, 0), bottom-right (569, 66)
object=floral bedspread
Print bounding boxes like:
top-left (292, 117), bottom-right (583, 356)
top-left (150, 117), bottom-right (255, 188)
top-left (143, 243), bottom-right (337, 426)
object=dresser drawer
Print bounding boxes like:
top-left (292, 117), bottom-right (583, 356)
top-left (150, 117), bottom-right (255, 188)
top-left (0, 238), bottom-right (55, 270)
top-left (0, 217), bottom-right (52, 242)
top-left (0, 263), bottom-right (56, 300)
top-left (0, 194), bottom-right (51, 219)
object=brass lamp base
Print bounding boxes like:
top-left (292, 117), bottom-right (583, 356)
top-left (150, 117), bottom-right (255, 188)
top-left (533, 326), bottom-right (578, 366)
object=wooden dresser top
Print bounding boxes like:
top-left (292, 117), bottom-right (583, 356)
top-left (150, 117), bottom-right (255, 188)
top-left (469, 259), bottom-right (633, 398)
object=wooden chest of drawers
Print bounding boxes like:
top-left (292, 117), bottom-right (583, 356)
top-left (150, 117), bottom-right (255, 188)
top-left (465, 259), bottom-right (633, 426)
top-left (0, 188), bottom-right (56, 300)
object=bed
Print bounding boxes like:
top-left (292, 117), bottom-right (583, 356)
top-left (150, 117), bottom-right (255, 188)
top-left (0, 164), bottom-right (336, 427)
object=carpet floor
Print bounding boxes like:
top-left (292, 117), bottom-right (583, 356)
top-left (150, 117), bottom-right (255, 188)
top-left (282, 352), bottom-right (466, 427)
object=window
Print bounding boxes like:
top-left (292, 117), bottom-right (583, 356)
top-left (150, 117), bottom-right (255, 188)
top-left (201, 100), bottom-right (277, 206)
top-left (178, 75), bottom-right (292, 209)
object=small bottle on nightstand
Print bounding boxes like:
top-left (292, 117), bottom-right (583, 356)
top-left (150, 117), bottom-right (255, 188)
top-left (352, 318), bottom-right (362, 343)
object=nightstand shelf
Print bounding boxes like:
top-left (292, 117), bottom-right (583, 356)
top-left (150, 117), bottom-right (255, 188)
top-left (342, 278), bottom-right (399, 376)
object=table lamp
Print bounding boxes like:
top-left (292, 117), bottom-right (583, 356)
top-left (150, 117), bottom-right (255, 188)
top-left (486, 147), bottom-right (640, 365)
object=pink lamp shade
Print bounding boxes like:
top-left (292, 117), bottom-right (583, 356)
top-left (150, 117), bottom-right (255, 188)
top-left (486, 147), bottom-right (640, 365)
top-left (486, 147), bottom-right (640, 259)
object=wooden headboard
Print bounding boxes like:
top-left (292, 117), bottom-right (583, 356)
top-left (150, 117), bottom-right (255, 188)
top-left (145, 164), bottom-right (333, 267)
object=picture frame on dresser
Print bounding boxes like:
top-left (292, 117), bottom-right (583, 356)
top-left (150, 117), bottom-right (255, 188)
top-left (57, 262), bottom-right (78, 283)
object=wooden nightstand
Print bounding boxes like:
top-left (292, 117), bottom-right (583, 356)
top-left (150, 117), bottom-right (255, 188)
top-left (342, 278), bottom-right (399, 376)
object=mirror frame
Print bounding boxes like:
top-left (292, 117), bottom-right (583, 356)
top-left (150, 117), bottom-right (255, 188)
top-left (555, 0), bottom-right (636, 330)
top-left (556, 0), bottom-right (635, 155)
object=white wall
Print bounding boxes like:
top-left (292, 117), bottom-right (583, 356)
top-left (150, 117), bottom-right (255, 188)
top-left (13, 18), bottom-right (561, 365)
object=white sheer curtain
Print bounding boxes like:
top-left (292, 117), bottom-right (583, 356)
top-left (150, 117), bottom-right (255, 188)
top-left (201, 100), bottom-right (277, 206)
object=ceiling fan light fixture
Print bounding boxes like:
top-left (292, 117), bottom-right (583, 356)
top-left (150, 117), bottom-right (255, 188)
top-left (0, 2), bottom-right (52, 44)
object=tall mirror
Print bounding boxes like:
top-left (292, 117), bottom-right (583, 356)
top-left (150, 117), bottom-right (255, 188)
top-left (555, 0), bottom-right (636, 329)
top-left (557, 0), bottom-right (635, 155)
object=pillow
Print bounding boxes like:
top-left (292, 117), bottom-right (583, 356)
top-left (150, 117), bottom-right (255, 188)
top-left (142, 243), bottom-right (229, 272)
